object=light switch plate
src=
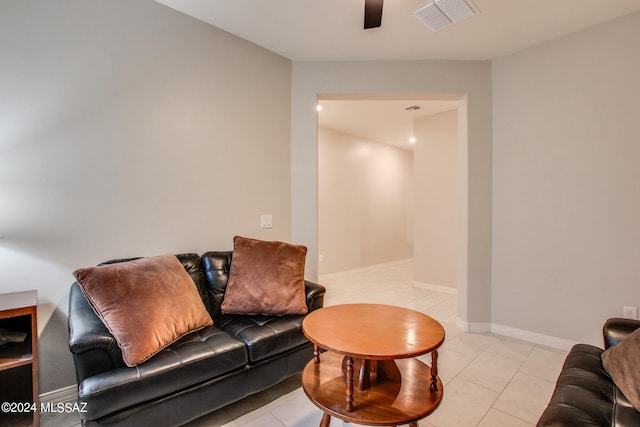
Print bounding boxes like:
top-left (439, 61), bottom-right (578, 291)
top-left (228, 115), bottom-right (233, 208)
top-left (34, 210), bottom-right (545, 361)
top-left (260, 215), bottom-right (273, 229)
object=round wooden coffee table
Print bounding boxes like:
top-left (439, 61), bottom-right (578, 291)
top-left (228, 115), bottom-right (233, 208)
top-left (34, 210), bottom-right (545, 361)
top-left (301, 303), bottom-right (445, 427)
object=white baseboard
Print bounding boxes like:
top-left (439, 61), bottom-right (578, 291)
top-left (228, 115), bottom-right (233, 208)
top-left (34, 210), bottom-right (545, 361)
top-left (40, 384), bottom-right (77, 404)
top-left (318, 258), bottom-right (412, 282)
top-left (414, 281), bottom-right (458, 295)
top-left (490, 323), bottom-right (577, 352)
top-left (455, 320), bottom-right (577, 351)
top-left (456, 318), bottom-right (491, 333)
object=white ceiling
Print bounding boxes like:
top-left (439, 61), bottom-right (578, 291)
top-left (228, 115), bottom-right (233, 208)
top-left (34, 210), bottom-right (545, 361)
top-left (153, 0), bottom-right (640, 61)
top-left (152, 0), bottom-right (640, 148)
top-left (317, 98), bottom-right (460, 149)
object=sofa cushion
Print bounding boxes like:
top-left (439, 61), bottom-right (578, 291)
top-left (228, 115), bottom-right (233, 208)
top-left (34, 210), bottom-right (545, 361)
top-left (73, 254), bottom-right (213, 366)
top-left (221, 236), bottom-right (308, 316)
top-left (217, 314), bottom-right (309, 363)
top-left (602, 327), bottom-right (640, 411)
top-left (77, 325), bottom-right (248, 421)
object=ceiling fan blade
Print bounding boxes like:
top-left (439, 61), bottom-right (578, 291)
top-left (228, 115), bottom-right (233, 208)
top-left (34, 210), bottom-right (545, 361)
top-left (364, 0), bottom-right (383, 29)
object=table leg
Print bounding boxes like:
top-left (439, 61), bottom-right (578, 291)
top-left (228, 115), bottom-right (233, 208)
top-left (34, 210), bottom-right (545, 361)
top-left (430, 351), bottom-right (439, 392)
top-left (359, 358), bottom-right (371, 390)
top-left (320, 412), bottom-right (331, 427)
top-left (410, 423), bottom-right (418, 427)
top-left (314, 344), bottom-right (321, 363)
top-left (345, 356), bottom-right (355, 411)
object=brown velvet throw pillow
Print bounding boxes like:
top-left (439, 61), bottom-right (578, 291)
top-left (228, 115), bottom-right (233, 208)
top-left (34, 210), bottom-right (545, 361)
top-left (221, 236), bottom-right (308, 316)
top-left (73, 254), bottom-right (213, 367)
top-left (602, 327), bottom-right (640, 410)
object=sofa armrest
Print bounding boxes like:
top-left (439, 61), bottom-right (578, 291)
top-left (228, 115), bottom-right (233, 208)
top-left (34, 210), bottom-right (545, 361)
top-left (603, 317), bottom-right (640, 349)
top-left (304, 280), bottom-right (325, 312)
top-left (68, 282), bottom-right (125, 383)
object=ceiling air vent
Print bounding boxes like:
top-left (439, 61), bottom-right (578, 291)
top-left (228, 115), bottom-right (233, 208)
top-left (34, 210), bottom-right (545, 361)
top-left (414, 0), bottom-right (478, 32)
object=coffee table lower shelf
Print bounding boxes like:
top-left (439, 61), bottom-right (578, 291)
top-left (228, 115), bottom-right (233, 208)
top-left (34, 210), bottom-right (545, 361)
top-left (302, 352), bottom-right (443, 427)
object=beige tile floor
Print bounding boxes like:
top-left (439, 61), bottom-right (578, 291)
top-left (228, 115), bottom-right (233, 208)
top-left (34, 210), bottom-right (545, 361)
top-left (43, 262), bottom-right (566, 427)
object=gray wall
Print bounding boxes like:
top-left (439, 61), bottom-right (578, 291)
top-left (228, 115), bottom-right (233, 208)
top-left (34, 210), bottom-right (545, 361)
top-left (413, 110), bottom-right (461, 290)
top-left (291, 62), bottom-right (494, 325)
top-left (492, 11), bottom-right (640, 345)
top-left (292, 12), bottom-right (640, 345)
top-left (0, 0), bottom-right (293, 392)
top-left (318, 127), bottom-right (413, 275)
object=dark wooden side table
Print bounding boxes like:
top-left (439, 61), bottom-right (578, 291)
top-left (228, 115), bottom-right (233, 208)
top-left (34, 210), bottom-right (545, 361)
top-left (0, 290), bottom-right (38, 427)
top-left (301, 303), bottom-right (445, 427)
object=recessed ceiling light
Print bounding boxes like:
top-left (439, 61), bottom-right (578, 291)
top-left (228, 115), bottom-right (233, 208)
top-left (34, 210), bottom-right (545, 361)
top-left (316, 104), bottom-right (323, 112)
top-left (409, 137), bottom-right (417, 144)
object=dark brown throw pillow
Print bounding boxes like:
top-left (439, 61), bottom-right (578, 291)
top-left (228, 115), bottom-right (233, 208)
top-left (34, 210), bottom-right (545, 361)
top-left (73, 254), bottom-right (213, 367)
top-left (602, 327), bottom-right (640, 410)
top-left (221, 236), bottom-right (308, 316)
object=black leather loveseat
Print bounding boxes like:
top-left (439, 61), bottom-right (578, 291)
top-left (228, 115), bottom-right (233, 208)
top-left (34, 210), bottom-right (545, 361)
top-left (537, 318), bottom-right (640, 426)
top-left (68, 251), bottom-right (325, 427)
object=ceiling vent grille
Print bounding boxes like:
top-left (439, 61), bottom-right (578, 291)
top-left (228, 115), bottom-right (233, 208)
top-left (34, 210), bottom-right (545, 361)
top-left (414, 0), bottom-right (478, 32)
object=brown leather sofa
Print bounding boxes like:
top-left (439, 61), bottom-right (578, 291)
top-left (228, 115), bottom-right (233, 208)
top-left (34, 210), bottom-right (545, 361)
top-left (68, 251), bottom-right (325, 426)
top-left (537, 318), bottom-right (640, 426)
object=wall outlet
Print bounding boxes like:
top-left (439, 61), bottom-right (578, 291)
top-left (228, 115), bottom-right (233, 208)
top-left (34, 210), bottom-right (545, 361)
top-left (623, 306), bottom-right (638, 320)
